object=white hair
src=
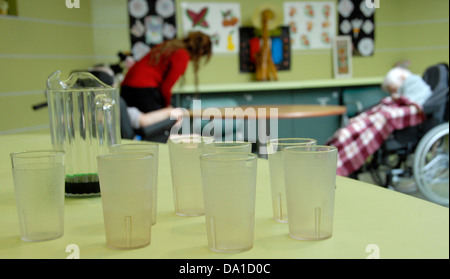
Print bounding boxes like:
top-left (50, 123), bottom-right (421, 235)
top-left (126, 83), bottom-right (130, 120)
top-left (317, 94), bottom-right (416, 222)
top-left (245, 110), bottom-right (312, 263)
top-left (382, 67), bottom-right (412, 92)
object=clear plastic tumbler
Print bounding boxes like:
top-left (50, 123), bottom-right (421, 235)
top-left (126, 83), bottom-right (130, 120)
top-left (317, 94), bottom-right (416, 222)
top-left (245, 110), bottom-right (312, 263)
top-left (200, 153), bottom-right (258, 252)
top-left (10, 150), bottom-right (65, 241)
top-left (267, 138), bottom-right (317, 223)
top-left (110, 142), bottom-right (159, 225)
top-left (202, 141), bottom-right (252, 154)
top-left (283, 146), bottom-right (337, 240)
top-left (168, 135), bottom-right (214, 216)
top-left (97, 152), bottom-right (154, 249)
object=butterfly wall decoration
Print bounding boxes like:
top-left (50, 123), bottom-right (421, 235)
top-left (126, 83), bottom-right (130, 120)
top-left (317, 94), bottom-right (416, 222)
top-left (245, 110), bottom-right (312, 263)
top-left (186, 7), bottom-right (209, 28)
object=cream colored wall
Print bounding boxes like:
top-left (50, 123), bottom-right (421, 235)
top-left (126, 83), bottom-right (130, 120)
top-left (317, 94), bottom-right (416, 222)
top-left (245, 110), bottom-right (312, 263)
top-left (90, 0), bottom-right (129, 64)
top-left (0, 0), bottom-right (95, 134)
top-left (0, 0), bottom-right (448, 135)
top-left (370, 0), bottom-right (449, 76)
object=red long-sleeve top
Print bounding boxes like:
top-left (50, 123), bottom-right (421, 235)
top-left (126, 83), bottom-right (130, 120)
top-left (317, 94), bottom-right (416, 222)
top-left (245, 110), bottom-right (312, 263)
top-left (121, 48), bottom-right (190, 106)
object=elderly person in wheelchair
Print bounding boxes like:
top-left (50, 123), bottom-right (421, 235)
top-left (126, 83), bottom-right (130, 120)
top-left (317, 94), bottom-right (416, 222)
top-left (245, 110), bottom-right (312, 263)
top-left (382, 67), bottom-right (432, 107)
top-left (327, 64), bottom-right (449, 206)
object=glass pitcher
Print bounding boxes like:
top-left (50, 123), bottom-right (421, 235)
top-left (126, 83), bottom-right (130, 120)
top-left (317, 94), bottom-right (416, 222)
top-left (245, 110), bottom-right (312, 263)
top-left (46, 71), bottom-right (121, 196)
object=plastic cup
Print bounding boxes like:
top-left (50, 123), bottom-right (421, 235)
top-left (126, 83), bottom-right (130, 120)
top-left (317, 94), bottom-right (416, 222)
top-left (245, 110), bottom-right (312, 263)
top-left (202, 141), bottom-right (252, 154)
top-left (200, 153), bottom-right (258, 252)
top-left (267, 138), bottom-right (317, 223)
top-left (97, 152), bottom-right (154, 249)
top-left (110, 142), bottom-right (159, 225)
top-left (168, 135), bottom-right (214, 216)
top-left (10, 150), bottom-right (65, 241)
top-left (283, 146), bottom-right (337, 240)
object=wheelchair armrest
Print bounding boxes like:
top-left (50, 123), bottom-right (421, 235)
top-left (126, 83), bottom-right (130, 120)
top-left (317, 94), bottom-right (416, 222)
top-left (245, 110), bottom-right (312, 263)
top-left (423, 104), bottom-right (440, 115)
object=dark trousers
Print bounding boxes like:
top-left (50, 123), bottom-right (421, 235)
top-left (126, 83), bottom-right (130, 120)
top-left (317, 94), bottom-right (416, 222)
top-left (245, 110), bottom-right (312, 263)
top-left (120, 86), bottom-right (173, 143)
top-left (120, 85), bottom-right (166, 113)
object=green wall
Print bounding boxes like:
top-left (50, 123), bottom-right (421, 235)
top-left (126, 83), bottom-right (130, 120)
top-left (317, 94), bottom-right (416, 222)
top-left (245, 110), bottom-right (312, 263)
top-left (0, 0), bottom-right (95, 134)
top-left (0, 0), bottom-right (448, 134)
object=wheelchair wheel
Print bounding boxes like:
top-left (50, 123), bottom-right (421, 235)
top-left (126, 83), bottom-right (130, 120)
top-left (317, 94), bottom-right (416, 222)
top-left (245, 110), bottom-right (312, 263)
top-left (413, 123), bottom-right (449, 206)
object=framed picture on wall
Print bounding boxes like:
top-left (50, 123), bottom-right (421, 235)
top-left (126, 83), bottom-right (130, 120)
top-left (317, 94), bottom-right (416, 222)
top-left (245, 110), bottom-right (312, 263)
top-left (332, 36), bottom-right (352, 78)
top-left (180, 2), bottom-right (241, 54)
top-left (239, 26), bottom-right (291, 73)
top-left (338, 0), bottom-right (376, 56)
top-left (128, 0), bottom-right (177, 60)
top-left (0, 0), bottom-right (18, 16)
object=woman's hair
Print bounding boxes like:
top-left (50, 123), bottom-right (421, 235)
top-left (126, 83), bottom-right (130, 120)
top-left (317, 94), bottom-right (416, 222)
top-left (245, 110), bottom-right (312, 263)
top-left (149, 31), bottom-right (212, 90)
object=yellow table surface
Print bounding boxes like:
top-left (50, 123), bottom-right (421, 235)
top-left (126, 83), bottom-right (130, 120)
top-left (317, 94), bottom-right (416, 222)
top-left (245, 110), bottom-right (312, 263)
top-left (0, 134), bottom-right (448, 259)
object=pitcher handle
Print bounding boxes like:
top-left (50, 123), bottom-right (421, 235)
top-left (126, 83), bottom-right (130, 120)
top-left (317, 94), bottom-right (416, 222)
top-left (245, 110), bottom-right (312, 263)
top-left (95, 93), bottom-right (120, 152)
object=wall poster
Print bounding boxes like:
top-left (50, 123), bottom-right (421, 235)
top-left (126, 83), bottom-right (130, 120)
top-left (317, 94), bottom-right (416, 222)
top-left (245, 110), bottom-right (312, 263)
top-left (338, 0), bottom-right (376, 56)
top-left (332, 36), bottom-right (353, 78)
top-left (180, 2), bottom-right (241, 54)
top-left (284, 2), bottom-right (336, 50)
top-left (239, 27), bottom-right (291, 73)
top-left (0, 0), bottom-right (18, 16)
top-left (128, 0), bottom-right (177, 60)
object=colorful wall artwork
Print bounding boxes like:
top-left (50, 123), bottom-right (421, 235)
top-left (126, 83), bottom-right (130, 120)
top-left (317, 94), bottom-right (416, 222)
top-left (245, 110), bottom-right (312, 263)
top-left (0, 0), bottom-right (18, 16)
top-left (180, 2), bottom-right (241, 54)
top-left (128, 0), bottom-right (177, 60)
top-left (239, 27), bottom-right (291, 73)
top-left (332, 36), bottom-right (353, 78)
top-left (338, 0), bottom-right (376, 56)
top-left (284, 2), bottom-right (336, 50)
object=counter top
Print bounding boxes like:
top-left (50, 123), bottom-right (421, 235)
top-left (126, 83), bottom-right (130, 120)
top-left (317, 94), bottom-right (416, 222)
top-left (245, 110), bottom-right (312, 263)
top-left (173, 77), bottom-right (384, 94)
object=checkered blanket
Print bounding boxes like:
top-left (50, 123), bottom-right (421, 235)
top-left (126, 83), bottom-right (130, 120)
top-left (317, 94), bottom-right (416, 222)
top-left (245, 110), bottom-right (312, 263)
top-left (326, 96), bottom-right (426, 176)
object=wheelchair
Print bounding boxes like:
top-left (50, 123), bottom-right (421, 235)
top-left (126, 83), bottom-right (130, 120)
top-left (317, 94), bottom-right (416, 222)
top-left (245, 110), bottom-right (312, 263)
top-left (413, 122), bottom-right (449, 206)
top-left (365, 63), bottom-right (449, 206)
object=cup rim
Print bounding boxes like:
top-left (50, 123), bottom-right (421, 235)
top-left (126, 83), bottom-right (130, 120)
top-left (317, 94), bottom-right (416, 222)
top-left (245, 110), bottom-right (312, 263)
top-left (283, 145), bottom-right (337, 154)
top-left (169, 134), bottom-right (214, 144)
top-left (212, 140), bottom-right (250, 144)
top-left (209, 141), bottom-right (252, 148)
top-left (10, 150), bottom-right (65, 159)
top-left (110, 142), bottom-right (159, 149)
top-left (268, 138), bottom-right (317, 145)
top-left (200, 152), bottom-right (257, 162)
top-left (97, 151), bottom-right (154, 161)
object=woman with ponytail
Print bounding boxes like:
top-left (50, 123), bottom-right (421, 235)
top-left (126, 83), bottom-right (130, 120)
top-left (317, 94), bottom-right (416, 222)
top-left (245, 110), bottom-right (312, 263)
top-left (121, 31), bottom-right (212, 114)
